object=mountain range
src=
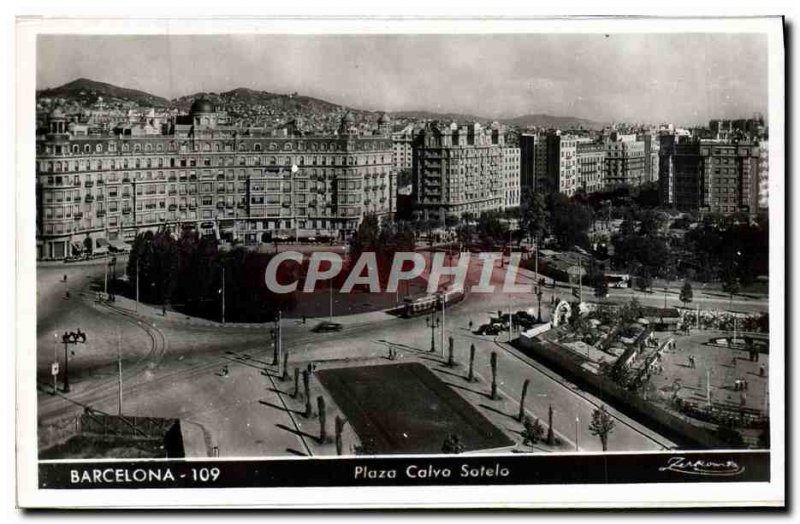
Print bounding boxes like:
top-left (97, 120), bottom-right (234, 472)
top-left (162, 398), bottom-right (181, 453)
top-left (37, 78), bottom-right (605, 129)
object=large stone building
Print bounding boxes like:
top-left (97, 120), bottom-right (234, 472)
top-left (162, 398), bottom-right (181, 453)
top-left (36, 99), bottom-right (395, 260)
top-left (604, 133), bottom-right (646, 188)
top-left (501, 146), bottom-right (521, 209)
top-left (519, 132), bottom-right (578, 197)
top-left (575, 139), bottom-right (606, 194)
top-left (658, 135), bottom-right (760, 215)
top-left (519, 133), bottom-right (545, 194)
top-left (411, 122), bottom-right (505, 222)
top-left (640, 133), bottom-right (660, 184)
top-left (758, 140), bottom-right (769, 211)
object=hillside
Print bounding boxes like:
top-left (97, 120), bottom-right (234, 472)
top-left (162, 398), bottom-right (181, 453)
top-left (502, 113), bottom-right (604, 130)
top-left (36, 78), bottom-right (605, 130)
top-left (390, 110), bottom-right (491, 123)
top-left (37, 78), bottom-right (171, 108)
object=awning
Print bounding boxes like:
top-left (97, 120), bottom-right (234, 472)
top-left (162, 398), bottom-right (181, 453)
top-left (71, 241), bottom-right (84, 252)
top-left (96, 238), bottom-right (109, 248)
top-left (108, 239), bottom-right (131, 252)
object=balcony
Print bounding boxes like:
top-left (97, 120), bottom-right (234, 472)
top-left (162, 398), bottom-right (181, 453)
top-left (84, 181), bottom-right (94, 188)
top-left (84, 195), bottom-right (94, 203)
top-left (168, 204), bottom-right (178, 211)
top-left (122, 208), bottom-right (131, 215)
top-left (73, 212), bottom-right (83, 220)
top-left (96, 210), bottom-right (106, 218)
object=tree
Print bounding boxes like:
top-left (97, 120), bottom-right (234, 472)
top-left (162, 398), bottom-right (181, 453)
top-left (635, 273), bottom-right (653, 293)
top-left (518, 379), bottom-right (530, 422)
top-left (441, 433), bottom-right (465, 454)
top-left (589, 405), bottom-right (616, 451)
top-left (520, 190), bottom-right (549, 245)
top-left (679, 280), bottom-right (694, 306)
top-left (467, 344), bottom-right (476, 382)
top-left (476, 210), bottom-right (508, 243)
top-left (303, 370), bottom-right (312, 418)
top-left (317, 396), bottom-right (327, 443)
top-left (594, 272), bottom-right (609, 300)
top-left (447, 336), bottom-right (455, 367)
top-left (521, 415), bottom-right (545, 447)
top-left (548, 193), bottom-right (593, 250)
top-left (335, 416), bottom-right (347, 455)
top-left (490, 352), bottom-right (499, 400)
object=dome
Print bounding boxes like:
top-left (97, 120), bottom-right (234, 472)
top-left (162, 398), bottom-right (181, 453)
top-left (377, 112), bottom-right (390, 124)
top-left (49, 107), bottom-right (66, 119)
top-left (190, 97), bottom-right (214, 114)
top-left (341, 111), bottom-right (356, 125)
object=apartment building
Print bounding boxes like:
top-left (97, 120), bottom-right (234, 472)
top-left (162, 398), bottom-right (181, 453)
top-left (36, 99), bottom-right (395, 260)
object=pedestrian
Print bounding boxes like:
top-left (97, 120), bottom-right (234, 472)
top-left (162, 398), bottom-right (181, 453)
top-left (469, 320), bottom-right (473, 331)
top-left (759, 365), bottom-right (765, 377)
top-left (302, 315), bottom-right (307, 325)
top-left (744, 379), bottom-right (749, 391)
top-left (63, 274), bottom-right (67, 282)
top-left (732, 356), bottom-right (737, 367)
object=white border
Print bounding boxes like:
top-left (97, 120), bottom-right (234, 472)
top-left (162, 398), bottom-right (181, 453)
top-left (15, 15), bottom-right (786, 509)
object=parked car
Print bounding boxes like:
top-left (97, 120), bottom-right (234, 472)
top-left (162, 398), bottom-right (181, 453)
top-left (311, 321), bottom-right (343, 333)
top-left (476, 323), bottom-right (503, 336)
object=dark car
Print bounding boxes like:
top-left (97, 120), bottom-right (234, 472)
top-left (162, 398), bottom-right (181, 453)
top-left (476, 323), bottom-right (503, 336)
top-left (311, 321), bottom-right (344, 333)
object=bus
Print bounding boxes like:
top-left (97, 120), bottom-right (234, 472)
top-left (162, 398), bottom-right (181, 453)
top-left (604, 273), bottom-right (631, 289)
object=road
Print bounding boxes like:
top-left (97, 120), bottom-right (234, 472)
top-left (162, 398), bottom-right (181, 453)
top-left (36, 257), bottom-right (685, 456)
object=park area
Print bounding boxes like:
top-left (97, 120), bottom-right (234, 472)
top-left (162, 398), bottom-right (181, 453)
top-left (316, 362), bottom-right (515, 454)
top-left (523, 297), bottom-right (770, 448)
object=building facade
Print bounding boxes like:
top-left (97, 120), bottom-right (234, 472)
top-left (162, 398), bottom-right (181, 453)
top-left (411, 122), bottom-right (504, 222)
top-left (36, 100), bottom-right (395, 260)
top-left (575, 139), bottom-right (606, 194)
top-left (519, 133), bottom-right (546, 194)
top-left (758, 140), bottom-right (769, 211)
top-left (500, 146), bottom-right (521, 209)
top-left (544, 133), bottom-right (578, 196)
top-left (658, 135), bottom-right (760, 215)
top-left (604, 134), bottom-right (646, 188)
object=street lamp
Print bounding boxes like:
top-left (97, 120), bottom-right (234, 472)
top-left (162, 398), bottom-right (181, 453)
top-left (60, 329), bottom-right (87, 393)
top-left (536, 286), bottom-right (544, 323)
top-left (426, 304), bottom-right (441, 353)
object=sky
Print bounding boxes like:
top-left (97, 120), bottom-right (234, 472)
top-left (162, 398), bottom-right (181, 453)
top-left (37, 33), bottom-right (768, 125)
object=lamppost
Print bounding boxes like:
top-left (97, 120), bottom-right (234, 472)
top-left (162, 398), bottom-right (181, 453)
top-left (220, 265), bottom-right (226, 324)
top-left (60, 329), bottom-right (87, 393)
top-left (536, 285), bottom-right (544, 323)
top-left (438, 292), bottom-right (446, 359)
top-left (663, 287), bottom-right (669, 309)
top-left (426, 305), bottom-right (441, 353)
